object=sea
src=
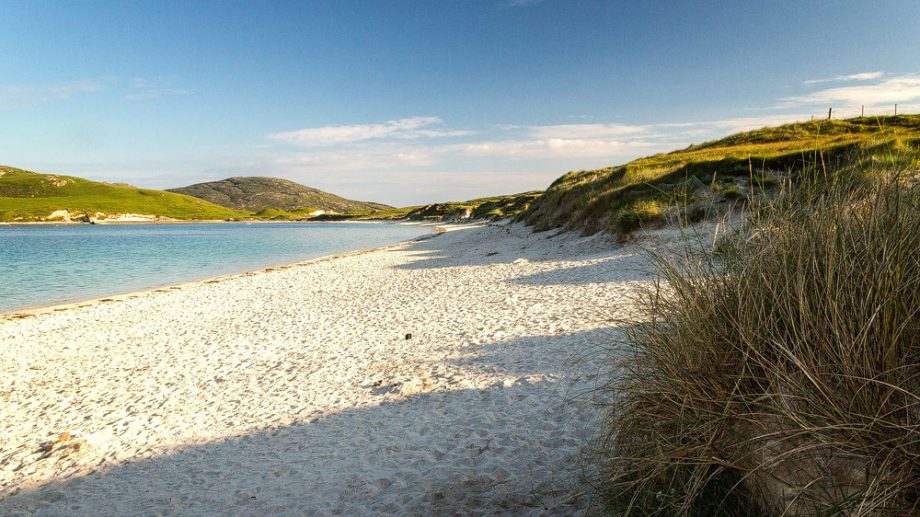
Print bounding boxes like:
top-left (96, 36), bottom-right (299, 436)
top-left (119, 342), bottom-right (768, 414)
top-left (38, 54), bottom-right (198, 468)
top-left (0, 222), bottom-right (430, 313)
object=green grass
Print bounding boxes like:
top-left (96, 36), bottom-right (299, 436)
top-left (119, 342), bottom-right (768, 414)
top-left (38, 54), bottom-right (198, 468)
top-left (722, 184), bottom-right (744, 200)
top-left (249, 207), bottom-right (319, 220)
top-left (0, 166), bottom-right (244, 221)
top-left (612, 199), bottom-right (665, 234)
top-left (600, 167), bottom-right (920, 515)
top-left (349, 206), bottom-right (421, 220)
top-left (395, 192), bottom-right (542, 221)
top-left (523, 115), bottom-right (920, 235)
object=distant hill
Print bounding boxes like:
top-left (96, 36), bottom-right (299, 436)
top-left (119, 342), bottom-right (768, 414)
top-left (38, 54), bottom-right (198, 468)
top-left (167, 176), bottom-right (392, 213)
top-left (0, 166), bottom-right (242, 222)
top-left (310, 191), bottom-right (543, 222)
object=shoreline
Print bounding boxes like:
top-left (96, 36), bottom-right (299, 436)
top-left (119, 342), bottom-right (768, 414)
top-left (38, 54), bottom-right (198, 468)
top-left (0, 223), bottom-right (446, 319)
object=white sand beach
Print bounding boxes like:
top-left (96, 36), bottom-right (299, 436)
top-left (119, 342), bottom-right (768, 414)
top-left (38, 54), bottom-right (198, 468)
top-left (0, 223), bottom-right (655, 515)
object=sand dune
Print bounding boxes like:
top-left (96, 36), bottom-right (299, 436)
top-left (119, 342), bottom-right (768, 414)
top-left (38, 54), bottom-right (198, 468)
top-left (0, 223), bottom-right (654, 515)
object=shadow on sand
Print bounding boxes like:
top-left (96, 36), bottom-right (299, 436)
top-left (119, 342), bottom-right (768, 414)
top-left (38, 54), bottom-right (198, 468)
top-left (391, 226), bottom-right (652, 289)
top-left (511, 258), bottom-right (653, 286)
top-left (0, 329), bottom-right (620, 516)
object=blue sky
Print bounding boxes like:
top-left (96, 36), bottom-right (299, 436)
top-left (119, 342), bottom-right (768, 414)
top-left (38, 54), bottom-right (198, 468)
top-left (1, 0), bottom-right (919, 205)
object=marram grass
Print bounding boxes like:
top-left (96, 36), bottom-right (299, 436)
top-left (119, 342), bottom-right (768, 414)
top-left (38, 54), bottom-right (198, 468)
top-left (601, 168), bottom-right (920, 515)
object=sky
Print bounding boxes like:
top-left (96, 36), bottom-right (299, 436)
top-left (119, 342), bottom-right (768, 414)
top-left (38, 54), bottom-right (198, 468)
top-left (1, 0), bottom-right (919, 206)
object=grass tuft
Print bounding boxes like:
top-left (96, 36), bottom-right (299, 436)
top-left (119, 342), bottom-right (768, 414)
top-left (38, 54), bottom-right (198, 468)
top-left (613, 200), bottom-right (665, 235)
top-left (601, 167), bottom-right (920, 515)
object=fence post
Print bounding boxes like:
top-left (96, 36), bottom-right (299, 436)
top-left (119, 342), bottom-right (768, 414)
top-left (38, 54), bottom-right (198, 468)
top-left (828, 107), bottom-right (832, 120)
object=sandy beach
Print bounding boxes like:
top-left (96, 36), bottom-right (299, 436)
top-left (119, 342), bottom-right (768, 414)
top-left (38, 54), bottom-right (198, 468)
top-left (0, 222), bottom-right (653, 515)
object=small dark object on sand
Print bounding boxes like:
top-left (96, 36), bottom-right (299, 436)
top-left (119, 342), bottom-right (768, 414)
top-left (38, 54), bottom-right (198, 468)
top-left (405, 333), bottom-right (412, 340)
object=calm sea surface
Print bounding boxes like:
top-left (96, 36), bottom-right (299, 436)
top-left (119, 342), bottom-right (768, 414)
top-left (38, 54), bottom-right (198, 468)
top-left (0, 222), bottom-right (430, 313)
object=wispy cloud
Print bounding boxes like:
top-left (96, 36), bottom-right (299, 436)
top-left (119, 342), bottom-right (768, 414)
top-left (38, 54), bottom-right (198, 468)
top-left (458, 137), bottom-right (656, 158)
top-left (0, 76), bottom-right (195, 108)
top-left (522, 122), bottom-right (652, 139)
top-left (0, 78), bottom-right (112, 110)
top-left (780, 74), bottom-right (920, 109)
top-left (261, 112), bottom-right (819, 181)
top-left (266, 116), bottom-right (472, 146)
top-left (125, 77), bottom-right (195, 101)
top-left (803, 71), bottom-right (884, 85)
top-left (692, 114), bottom-right (813, 133)
top-left (266, 143), bottom-right (438, 172)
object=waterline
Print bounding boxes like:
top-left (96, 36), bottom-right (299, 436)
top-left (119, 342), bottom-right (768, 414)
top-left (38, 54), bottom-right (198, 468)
top-left (0, 222), bottom-right (431, 313)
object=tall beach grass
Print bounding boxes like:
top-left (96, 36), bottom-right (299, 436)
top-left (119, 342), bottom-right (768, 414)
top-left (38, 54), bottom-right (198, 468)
top-left (601, 166), bottom-right (920, 515)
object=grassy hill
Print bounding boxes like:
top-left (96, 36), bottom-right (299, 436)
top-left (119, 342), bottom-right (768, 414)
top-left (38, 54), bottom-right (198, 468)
top-left (0, 166), bottom-right (243, 222)
top-left (522, 115), bottom-right (920, 235)
top-left (326, 116), bottom-right (920, 230)
top-left (402, 191), bottom-right (543, 221)
top-left (167, 176), bottom-right (392, 213)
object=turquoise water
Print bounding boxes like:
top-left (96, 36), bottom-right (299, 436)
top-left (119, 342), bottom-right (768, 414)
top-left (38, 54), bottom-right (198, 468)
top-left (0, 222), bottom-right (430, 313)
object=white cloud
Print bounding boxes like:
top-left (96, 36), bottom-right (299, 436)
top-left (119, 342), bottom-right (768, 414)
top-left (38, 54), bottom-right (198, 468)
top-left (0, 78), bottom-right (111, 110)
top-left (266, 143), bottom-right (438, 173)
top-left (446, 122), bottom-right (670, 160)
top-left (266, 116), bottom-right (473, 147)
top-left (780, 74), bottom-right (920, 109)
top-left (523, 122), bottom-right (652, 139)
top-left (803, 71), bottom-right (884, 85)
top-left (695, 114), bottom-right (812, 133)
top-left (459, 137), bottom-right (656, 158)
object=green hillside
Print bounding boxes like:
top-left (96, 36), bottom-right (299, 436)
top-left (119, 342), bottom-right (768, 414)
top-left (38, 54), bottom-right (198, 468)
top-left (402, 191), bottom-right (543, 221)
top-left (523, 115), bottom-right (920, 234)
top-left (0, 166), bottom-right (243, 222)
